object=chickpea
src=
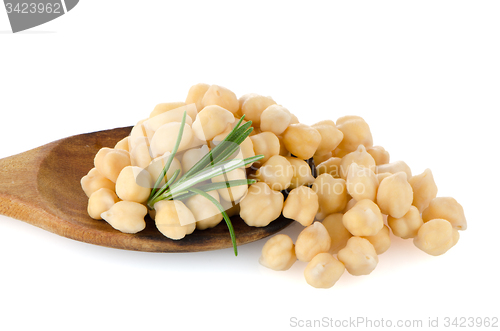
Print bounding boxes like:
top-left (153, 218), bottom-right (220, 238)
top-left (285, 156), bottom-right (315, 189)
top-left (201, 85), bottom-right (239, 114)
top-left (335, 115), bottom-right (373, 153)
top-left (94, 147), bottom-right (131, 183)
top-left (282, 123), bottom-right (322, 160)
top-left (237, 93), bottom-right (259, 117)
top-left (150, 122), bottom-right (194, 158)
top-left (422, 197), bottom-right (467, 230)
top-left (311, 174), bottom-right (348, 220)
top-left (342, 199), bottom-right (384, 236)
top-left (213, 130), bottom-right (256, 168)
top-left (181, 145), bottom-right (210, 173)
top-left (387, 205), bottom-right (423, 239)
top-left (100, 201), bottom-right (147, 234)
top-left (249, 132), bottom-right (280, 165)
top-left (367, 146), bottom-right (390, 165)
top-left (241, 94), bottom-right (276, 126)
top-left (115, 166), bottom-right (152, 203)
top-left (256, 155), bottom-right (293, 191)
top-left (81, 168), bottom-right (115, 198)
top-left (346, 162), bottom-right (379, 202)
top-left (185, 83), bottom-right (210, 112)
top-left (337, 236), bottom-right (378, 276)
top-left (211, 168), bottom-right (248, 202)
top-left (154, 200), bottom-right (196, 240)
top-left (376, 172), bottom-right (413, 218)
top-left (149, 102), bottom-right (187, 118)
top-left (220, 198), bottom-right (240, 218)
top-left (376, 160), bottom-right (412, 179)
top-left (312, 120), bottom-right (344, 156)
top-left (87, 188), bottom-right (120, 220)
top-left (409, 168), bottom-right (438, 212)
top-left (304, 253), bottom-right (345, 289)
top-left (129, 120), bottom-right (154, 151)
top-left (343, 197), bottom-right (357, 213)
top-left (259, 234), bottom-right (296, 271)
top-left (277, 135), bottom-right (291, 157)
top-left (361, 225), bottom-right (391, 255)
top-left (339, 144), bottom-right (376, 179)
top-left (239, 182), bottom-right (284, 227)
top-left (282, 186), bottom-right (319, 226)
top-left (143, 104), bottom-right (195, 132)
top-left (146, 152), bottom-right (182, 187)
top-left (130, 138), bottom-right (152, 169)
top-left (260, 104), bottom-right (292, 135)
top-left (413, 218), bottom-right (460, 256)
top-left (295, 222), bottom-right (331, 262)
top-left (316, 157), bottom-right (342, 178)
top-left (313, 152), bottom-right (332, 167)
top-left (186, 191), bottom-right (223, 230)
top-left (321, 213), bottom-right (352, 254)
top-left (376, 172), bottom-right (392, 183)
top-left (192, 105), bottom-right (235, 141)
top-left (114, 136), bottom-right (130, 152)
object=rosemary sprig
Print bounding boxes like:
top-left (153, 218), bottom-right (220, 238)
top-left (146, 111), bottom-right (263, 256)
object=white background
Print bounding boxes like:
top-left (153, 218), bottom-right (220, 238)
top-left (1, 1), bottom-right (499, 330)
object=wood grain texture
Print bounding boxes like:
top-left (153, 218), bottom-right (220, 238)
top-left (0, 127), bottom-right (293, 252)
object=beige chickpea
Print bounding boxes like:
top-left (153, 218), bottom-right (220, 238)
top-left (409, 168), bottom-right (438, 212)
top-left (146, 152), bottom-right (182, 187)
top-left (201, 85), bottom-right (239, 114)
top-left (312, 120), bottom-right (344, 156)
top-left (277, 135), bottom-right (290, 157)
top-left (282, 123), bottom-right (322, 160)
top-left (154, 200), bottom-right (196, 240)
top-left (150, 122), bottom-right (194, 158)
top-left (335, 115), bottom-right (373, 152)
top-left (285, 156), bottom-right (315, 189)
top-left (186, 190), bottom-right (223, 230)
top-left (362, 225), bottom-right (391, 255)
top-left (282, 186), bottom-right (319, 227)
top-left (101, 201), bottom-right (147, 234)
top-left (313, 152), bottom-right (332, 167)
top-left (376, 172), bottom-right (413, 218)
top-left (259, 104), bottom-right (292, 135)
top-left (295, 222), bottom-right (331, 262)
top-left (366, 146), bottom-right (390, 165)
top-left (387, 205), bottom-right (423, 239)
top-left (259, 234), bottom-right (296, 271)
top-left (413, 218), bottom-right (460, 256)
top-left (237, 93), bottom-right (258, 118)
top-left (256, 155), bottom-right (293, 191)
top-left (114, 136), bottom-right (130, 152)
top-left (192, 105), bottom-right (235, 141)
top-left (87, 188), bottom-right (120, 220)
top-left (311, 174), bottom-right (348, 220)
top-left (94, 147), bottom-right (131, 183)
top-left (375, 172), bottom-right (392, 183)
top-left (115, 166), bottom-right (152, 203)
top-left (316, 157), bottom-right (342, 178)
top-left (250, 132), bottom-right (280, 165)
top-left (343, 197), bottom-right (357, 213)
top-left (304, 253), bottom-right (345, 289)
top-left (211, 168), bottom-right (248, 202)
top-left (81, 168), bottom-right (115, 198)
top-left (422, 197), bottom-right (467, 230)
top-left (143, 104), bottom-right (195, 132)
top-left (241, 94), bottom-right (276, 126)
top-left (321, 213), bottom-right (352, 254)
top-left (181, 145), bottom-right (210, 173)
top-left (339, 144), bottom-right (376, 179)
top-left (376, 160), bottom-right (412, 179)
top-left (149, 102), bottom-right (187, 118)
top-left (185, 83), bottom-right (210, 112)
top-left (220, 198), bottom-right (240, 218)
top-left (342, 199), bottom-right (384, 236)
top-left (346, 162), bottom-right (379, 202)
top-left (130, 138), bottom-right (152, 169)
top-left (337, 237), bottom-right (378, 276)
top-left (239, 182), bottom-right (284, 227)
top-left (129, 120), bottom-right (154, 151)
top-left (213, 130), bottom-right (256, 168)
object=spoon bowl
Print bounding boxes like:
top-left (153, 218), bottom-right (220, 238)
top-left (0, 126), bottom-right (293, 252)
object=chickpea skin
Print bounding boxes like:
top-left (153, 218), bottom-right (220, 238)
top-left (295, 222), bottom-right (332, 262)
top-left (240, 182), bottom-right (284, 227)
top-left (413, 218), bottom-right (460, 256)
top-left (337, 236), bottom-right (379, 276)
top-left (304, 253), bottom-right (345, 289)
top-left (282, 186), bottom-right (319, 227)
top-left (282, 123), bottom-right (322, 160)
top-left (259, 234), bottom-right (296, 271)
top-left (422, 197), bottom-right (467, 230)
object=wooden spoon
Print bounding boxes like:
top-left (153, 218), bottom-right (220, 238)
top-left (0, 126), bottom-right (293, 253)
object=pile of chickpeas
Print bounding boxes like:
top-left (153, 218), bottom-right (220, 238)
top-left (80, 83), bottom-right (467, 289)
